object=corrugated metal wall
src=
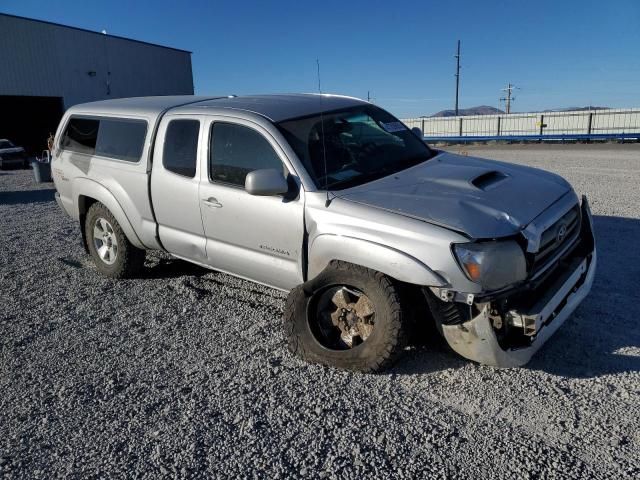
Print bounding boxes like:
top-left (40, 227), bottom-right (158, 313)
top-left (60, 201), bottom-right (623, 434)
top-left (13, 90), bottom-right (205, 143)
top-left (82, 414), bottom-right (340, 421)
top-left (0, 14), bottom-right (193, 109)
top-left (402, 108), bottom-right (640, 139)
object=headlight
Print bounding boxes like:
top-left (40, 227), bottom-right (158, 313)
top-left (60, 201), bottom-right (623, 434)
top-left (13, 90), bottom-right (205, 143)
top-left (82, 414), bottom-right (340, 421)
top-left (453, 240), bottom-right (527, 290)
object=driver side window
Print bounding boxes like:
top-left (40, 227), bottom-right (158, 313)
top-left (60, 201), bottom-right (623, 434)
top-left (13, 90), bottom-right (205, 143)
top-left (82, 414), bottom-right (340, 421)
top-left (209, 123), bottom-right (285, 187)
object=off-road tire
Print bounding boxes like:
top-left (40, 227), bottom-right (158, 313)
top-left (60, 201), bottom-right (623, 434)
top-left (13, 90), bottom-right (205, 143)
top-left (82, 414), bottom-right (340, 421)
top-left (284, 261), bottom-right (408, 372)
top-left (85, 202), bottom-right (145, 278)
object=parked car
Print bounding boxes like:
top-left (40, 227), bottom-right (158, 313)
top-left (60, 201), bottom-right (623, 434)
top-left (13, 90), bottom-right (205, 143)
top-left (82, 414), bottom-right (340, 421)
top-left (51, 95), bottom-right (596, 372)
top-left (0, 139), bottom-right (28, 169)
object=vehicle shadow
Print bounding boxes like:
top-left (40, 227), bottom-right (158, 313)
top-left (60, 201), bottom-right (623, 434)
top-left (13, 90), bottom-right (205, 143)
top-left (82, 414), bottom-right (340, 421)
top-left (0, 188), bottom-right (55, 205)
top-left (393, 215), bottom-right (640, 379)
top-left (141, 256), bottom-right (210, 280)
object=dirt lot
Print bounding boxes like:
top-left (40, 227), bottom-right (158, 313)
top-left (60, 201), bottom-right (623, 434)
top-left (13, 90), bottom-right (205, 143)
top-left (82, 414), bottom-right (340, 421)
top-left (1, 144), bottom-right (639, 478)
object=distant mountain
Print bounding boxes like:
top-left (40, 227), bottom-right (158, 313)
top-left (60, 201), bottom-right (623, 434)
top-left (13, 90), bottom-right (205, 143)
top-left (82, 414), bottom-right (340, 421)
top-left (428, 105), bottom-right (610, 118)
top-left (543, 106), bottom-right (610, 112)
top-left (431, 106), bottom-right (504, 117)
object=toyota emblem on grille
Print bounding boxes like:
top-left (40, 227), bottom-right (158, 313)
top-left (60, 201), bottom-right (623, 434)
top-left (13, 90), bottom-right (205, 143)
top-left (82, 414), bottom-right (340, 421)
top-left (556, 223), bottom-right (567, 243)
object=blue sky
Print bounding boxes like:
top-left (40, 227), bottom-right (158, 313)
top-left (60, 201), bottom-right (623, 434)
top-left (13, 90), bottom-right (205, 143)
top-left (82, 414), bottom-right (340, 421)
top-left (3, 0), bottom-right (639, 117)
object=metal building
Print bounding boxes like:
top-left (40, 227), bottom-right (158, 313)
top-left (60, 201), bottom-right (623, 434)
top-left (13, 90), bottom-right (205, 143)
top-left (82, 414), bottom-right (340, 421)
top-left (0, 13), bottom-right (194, 154)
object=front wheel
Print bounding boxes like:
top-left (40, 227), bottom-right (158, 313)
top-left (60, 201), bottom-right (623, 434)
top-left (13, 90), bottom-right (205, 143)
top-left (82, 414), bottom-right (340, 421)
top-left (284, 261), bottom-right (408, 372)
top-left (85, 202), bottom-right (145, 278)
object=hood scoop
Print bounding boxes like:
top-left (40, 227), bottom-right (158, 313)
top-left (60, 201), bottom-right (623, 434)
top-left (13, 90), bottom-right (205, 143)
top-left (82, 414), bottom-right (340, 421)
top-left (471, 170), bottom-right (509, 190)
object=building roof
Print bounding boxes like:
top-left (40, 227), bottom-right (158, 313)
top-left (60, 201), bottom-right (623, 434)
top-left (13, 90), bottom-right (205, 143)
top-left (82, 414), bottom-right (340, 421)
top-left (68, 94), bottom-right (368, 122)
top-left (0, 13), bottom-right (192, 54)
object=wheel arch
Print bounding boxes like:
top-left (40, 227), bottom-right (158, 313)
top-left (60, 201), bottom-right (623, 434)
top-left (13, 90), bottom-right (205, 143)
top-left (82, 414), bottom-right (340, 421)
top-left (73, 178), bottom-right (145, 250)
top-left (307, 234), bottom-right (447, 287)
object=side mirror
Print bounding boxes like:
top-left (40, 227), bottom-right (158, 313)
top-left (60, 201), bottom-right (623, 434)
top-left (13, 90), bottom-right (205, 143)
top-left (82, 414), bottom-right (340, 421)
top-left (411, 127), bottom-right (424, 139)
top-left (245, 168), bottom-right (289, 196)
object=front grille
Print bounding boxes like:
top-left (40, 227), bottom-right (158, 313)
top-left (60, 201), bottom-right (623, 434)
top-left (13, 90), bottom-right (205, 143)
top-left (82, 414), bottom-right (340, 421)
top-left (529, 204), bottom-right (581, 274)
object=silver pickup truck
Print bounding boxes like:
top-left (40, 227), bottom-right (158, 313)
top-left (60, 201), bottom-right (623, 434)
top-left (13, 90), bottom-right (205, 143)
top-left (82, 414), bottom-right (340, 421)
top-left (52, 94), bottom-right (596, 372)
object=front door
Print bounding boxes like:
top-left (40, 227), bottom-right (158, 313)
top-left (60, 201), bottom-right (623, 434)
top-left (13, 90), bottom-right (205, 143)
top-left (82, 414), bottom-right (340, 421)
top-left (198, 118), bottom-right (305, 290)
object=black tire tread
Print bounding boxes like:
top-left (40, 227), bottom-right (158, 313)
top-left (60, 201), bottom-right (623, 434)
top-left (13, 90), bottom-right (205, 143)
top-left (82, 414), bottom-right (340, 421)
top-left (85, 202), bottom-right (145, 279)
top-left (284, 260), bottom-right (407, 373)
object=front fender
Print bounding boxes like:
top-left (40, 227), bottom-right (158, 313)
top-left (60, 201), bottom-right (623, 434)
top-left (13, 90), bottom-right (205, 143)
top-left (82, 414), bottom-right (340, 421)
top-left (308, 234), bottom-right (446, 286)
top-left (72, 178), bottom-right (145, 249)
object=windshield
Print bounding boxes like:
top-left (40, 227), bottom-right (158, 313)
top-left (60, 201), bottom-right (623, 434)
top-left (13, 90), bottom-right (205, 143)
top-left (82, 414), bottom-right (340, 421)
top-left (277, 105), bottom-right (435, 190)
top-left (0, 140), bottom-right (14, 149)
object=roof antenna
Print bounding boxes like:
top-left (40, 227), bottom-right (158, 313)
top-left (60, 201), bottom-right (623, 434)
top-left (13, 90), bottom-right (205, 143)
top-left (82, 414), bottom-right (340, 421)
top-left (317, 59), bottom-right (330, 207)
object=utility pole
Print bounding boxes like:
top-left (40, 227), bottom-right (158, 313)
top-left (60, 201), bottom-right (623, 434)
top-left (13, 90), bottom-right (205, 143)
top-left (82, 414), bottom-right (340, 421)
top-left (500, 83), bottom-right (518, 114)
top-left (454, 40), bottom-right (461, 116)
top-left (367, 91), bottom-right (370, 102)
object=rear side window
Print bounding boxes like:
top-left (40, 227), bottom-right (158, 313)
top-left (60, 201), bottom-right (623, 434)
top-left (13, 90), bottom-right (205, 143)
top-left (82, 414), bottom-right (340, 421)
top-left (163, 120), bottom-right (200, 178)
top-left (96, 119), bottom-right (147, 162)
top-left (210, 123), bottom-right (283, 186)
top-left (61, 116), bottom-right (147, 162)
top-left (61, 118), bottom-right (99, 155)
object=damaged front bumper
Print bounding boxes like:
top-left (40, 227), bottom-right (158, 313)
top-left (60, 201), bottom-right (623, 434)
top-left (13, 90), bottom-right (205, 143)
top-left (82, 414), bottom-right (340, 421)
top-left (441, 196), bottom-right (597, 368)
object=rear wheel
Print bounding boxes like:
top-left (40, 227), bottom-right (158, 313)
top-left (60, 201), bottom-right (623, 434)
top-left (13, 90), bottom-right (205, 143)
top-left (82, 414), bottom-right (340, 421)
top-left (85, 202), bottom-right (145, 278)
top-left (284, 261), bottom-right (408, 372)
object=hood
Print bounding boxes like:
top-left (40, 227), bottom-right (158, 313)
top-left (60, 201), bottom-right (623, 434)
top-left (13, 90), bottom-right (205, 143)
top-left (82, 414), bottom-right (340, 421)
top-left (335, 152), bottom-right (572, 238)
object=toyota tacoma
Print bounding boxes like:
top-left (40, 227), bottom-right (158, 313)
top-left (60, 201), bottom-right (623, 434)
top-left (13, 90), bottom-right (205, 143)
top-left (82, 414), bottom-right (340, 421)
top-left (51, 94), bottom-right (596, 372)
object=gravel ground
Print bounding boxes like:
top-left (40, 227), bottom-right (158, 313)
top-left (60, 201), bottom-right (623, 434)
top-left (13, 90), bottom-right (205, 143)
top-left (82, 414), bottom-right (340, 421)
top-left (1, 144), bottom-right (639, 479)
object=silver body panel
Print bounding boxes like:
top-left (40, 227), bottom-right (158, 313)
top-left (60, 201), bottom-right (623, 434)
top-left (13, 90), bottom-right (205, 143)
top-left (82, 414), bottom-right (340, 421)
top-left (196, 115), bottom-right (305, 289)
top-left (51, 94), bottom-right (596, 366)
top-left (335, 152), bottom-right (573, 239)
top-left (151, 113), bottom-right (209, 262)
top-left (52, 109), bottom-right (158, 250)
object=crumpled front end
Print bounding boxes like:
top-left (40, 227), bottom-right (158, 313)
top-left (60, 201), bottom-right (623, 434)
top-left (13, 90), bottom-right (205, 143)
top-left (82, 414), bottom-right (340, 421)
top-left (436, 195), bottom-right (596, 367)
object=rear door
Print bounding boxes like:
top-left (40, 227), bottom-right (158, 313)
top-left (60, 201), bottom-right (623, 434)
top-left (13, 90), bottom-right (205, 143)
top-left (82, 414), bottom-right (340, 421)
top-left (198, 117), bottom-right (305, 290)
top-left (150, 115), bottom-right (207, 262)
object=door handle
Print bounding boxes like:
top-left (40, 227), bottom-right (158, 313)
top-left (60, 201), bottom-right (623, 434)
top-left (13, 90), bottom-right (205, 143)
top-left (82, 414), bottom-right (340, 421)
top-left (202, 197), bottom-right (223, 208)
